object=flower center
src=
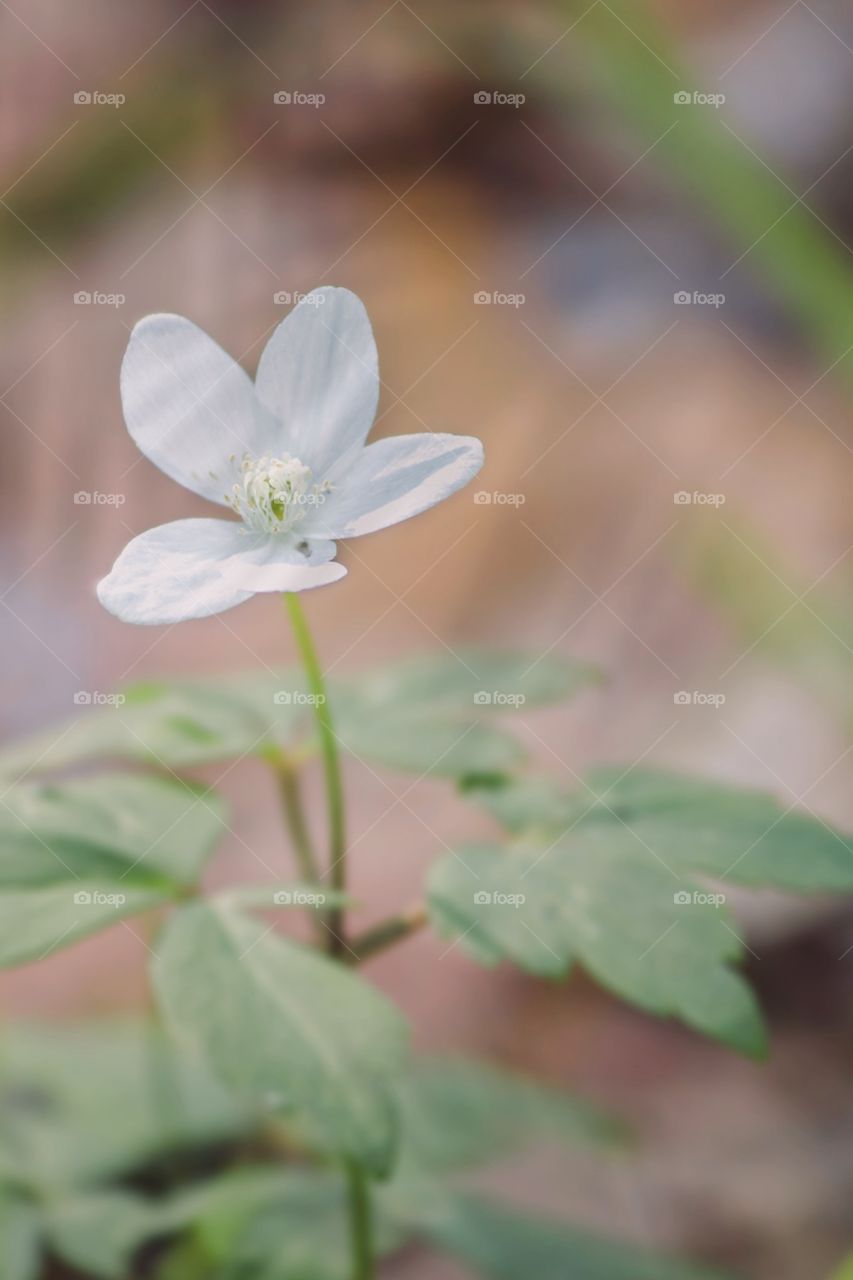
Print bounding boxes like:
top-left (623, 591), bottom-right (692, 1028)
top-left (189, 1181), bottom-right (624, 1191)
top-left (226, 453), bottom-right (332, 535)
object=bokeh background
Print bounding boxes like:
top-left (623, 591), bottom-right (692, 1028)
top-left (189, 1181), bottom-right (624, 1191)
top-left (3, 1), bottom-right (853, 1276)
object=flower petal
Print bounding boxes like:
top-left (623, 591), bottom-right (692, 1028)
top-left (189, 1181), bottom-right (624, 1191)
top-left (97, 519), bottom-right (345, 625)
top-left (254, 288), bottom-right (379, 478)
top-left (307, 433), bottom-right (484, 539)
top-left (122, 315), bottom-right (278, 505)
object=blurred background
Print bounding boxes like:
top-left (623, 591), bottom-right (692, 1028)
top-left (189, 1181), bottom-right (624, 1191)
top-left (3, 1), bottom-right (853, 1276)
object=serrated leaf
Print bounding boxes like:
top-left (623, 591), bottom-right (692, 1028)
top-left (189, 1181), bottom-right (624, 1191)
top-left (152, 903), bottom-right (408, 1176)
top-left (428, 837), bottom-right (766, 1056)
top-left (427, 1195), bottom-right (733, 1280)
top-left (0, 774), bottom-right (225, 888)
top-left (397, 1058), bottom-right (625, 1173)
top-left (0, 1022), bottom-right (248, 1188)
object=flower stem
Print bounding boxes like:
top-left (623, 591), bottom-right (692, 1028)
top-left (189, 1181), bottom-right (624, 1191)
top-left (283, 595), bottom-right (346, 951)
top-left (345, 1160), bottom-right (374, 1280)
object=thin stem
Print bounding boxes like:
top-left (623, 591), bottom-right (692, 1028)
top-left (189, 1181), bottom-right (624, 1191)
top-left (283, 594), bottom-right (346, 952)
top-left (273, 752), bottom-right (322, 885)
top-left (349, 904), bottom-right (428, 964)
top-left (345, 1161), bottom-right (374, 1280)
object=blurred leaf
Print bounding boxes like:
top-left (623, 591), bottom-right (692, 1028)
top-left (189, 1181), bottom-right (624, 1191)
top-left (333, 651), bottom-right (600, 778)
top-left (476, 768), bottom-right (853, 891)
top-left (428, 835), bottom-right (765, 1056)
top-left (829, 1257), bottom-right (853, 1280)
top-left (0, 1191), bottom-right (41, 1280)
top-left (44, 1189), bottom-right (165, 1279)
top-left (427, 1195), bottom-right (733, 1280)
top-left (165, 1166), bottom-right (404, 1280)
top-left (0, 1022), bottom-right (248, 1188)
top-left (396, 1057), bottom-right (626, 1174)
top-left (0, 774), bottom-right (225, 887)
top-left (152, 902), bottom-right (408, 1176)
top-left (543, 0), bottom-right (853, 383)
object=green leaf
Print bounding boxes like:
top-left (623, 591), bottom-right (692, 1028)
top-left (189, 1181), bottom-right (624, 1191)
top-left (0, 1192), bottom-right (41, 1280)
top-left (427, 1195), bottom-right (733, 1280)
top-left (334, 651), bottom-right (599, 778)
top-left (44, 1190), bottom-right (165, 1279)
top-left (0, 672), bottom-right (306, 775)
top-left (428, 837), bottom-right (766, 1056)
top-left (0, 1022), bottom-right (248, 1188)
top-left (828, 1256), bottom-right (853, 1280)
top-left (397, 1058), bottom-right (626, 1174)
top-left (0, 775), bottom-right (225, 968)
top-left (477, 768), bottom-right (853, 892)
top-left (152, 903), bottom-right (408, 1176)
top-left (165, 1167), bottom-right (405, 1279)
top-left (0, 774), bottom-right (225, 888)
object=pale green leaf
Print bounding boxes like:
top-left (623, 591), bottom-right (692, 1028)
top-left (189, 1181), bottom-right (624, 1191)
top-left (152, 903), bottom-right (408, 1175)
top-left (0, 1192), bottom-right (41, 1280)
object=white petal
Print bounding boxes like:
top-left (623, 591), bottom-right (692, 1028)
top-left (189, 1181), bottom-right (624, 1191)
top-left (254, 288), bottom-right (379, 478)
top-left (97, 519), bottom-right (345, 625)
top-left (122, 315), bottom-right (279, 505)
top-left (307, 433), bottom-right (484, 539)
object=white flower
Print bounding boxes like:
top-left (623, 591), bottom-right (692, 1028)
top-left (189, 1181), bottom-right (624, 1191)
top-left (97, 287), bottom-right (484, 624)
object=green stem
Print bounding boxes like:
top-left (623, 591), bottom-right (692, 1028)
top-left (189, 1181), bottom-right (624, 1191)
top-left (345, 1161), bottom-right (374, 1280)
top-left (273, 752), bottom-right (322, 885)
top-left (283, 594), bottom-right (346, 952)
top-left (349, 904), bottom-right (428, 964)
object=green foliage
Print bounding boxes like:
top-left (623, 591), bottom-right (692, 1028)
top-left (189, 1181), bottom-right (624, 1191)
top-left (152, 902), bottom-right (409, 1177)
top-left (426, 1195), bottom-right (731, 1280)
top-left (429, 768), bottom-right (853, 1054)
